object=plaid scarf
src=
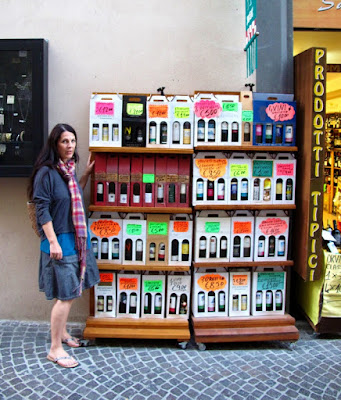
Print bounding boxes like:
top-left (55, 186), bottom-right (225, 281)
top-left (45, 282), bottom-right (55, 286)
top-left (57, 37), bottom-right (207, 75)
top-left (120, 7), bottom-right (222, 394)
top-left (57, 159), bottom-right (87, 296)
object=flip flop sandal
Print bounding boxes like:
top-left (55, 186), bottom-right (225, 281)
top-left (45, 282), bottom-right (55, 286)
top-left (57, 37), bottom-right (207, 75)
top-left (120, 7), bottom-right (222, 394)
top-left (62, 337), bottom-right (81, 348)
top-left (47, 355), bottom-right (79, 368)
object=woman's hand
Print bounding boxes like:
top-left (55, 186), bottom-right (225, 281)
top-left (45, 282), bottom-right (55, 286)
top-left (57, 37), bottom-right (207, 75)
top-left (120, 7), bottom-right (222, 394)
top-left (50, 240), bottom-right (63, 260)
top-left (79, 153), bottom-right (94, 189)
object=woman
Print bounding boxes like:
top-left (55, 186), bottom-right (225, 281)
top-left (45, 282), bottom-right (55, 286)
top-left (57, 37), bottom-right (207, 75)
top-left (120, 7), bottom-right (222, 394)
top-left (27, 123), bottom-right (100, 368)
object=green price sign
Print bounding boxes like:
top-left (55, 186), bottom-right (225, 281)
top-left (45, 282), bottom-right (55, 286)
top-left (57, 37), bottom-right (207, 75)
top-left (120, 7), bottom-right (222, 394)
top-left (242, 110), bottom-right (253, 122)
top-left (205, 222), bottom-right (220, 233)
top-left (143, 173), bottom-right (155, 183)
top-left (174, 107), bottom-right (190, 119)
top-left (253, 160), bottom-right (273, 177)
top-left (126, 224), bottom-right (142, 235)
top-left (127, 103), bottom-right (143, 116)
top-left (230, 164), bottom-right (249, 178)
top-left (257, 272), bottom-right (285, 291)
top-left (144, 280), bottom-right (163, 293)
top-left (148, 222), bottom-right (168, 235)
top-left (222, 102), bottom-right (238, 112)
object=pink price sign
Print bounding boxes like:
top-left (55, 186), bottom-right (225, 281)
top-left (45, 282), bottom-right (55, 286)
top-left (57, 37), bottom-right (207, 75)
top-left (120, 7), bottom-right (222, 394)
top-left (276, 163), bottom-right (294, 176)
top-left (259, 218), bottom-right (288, 236)
top-left (95, 102), bottom-right (114, 116)
top-left (194, 100), bottom-right (222, 119)
top-left (265, 102), bottom-right (295, 122)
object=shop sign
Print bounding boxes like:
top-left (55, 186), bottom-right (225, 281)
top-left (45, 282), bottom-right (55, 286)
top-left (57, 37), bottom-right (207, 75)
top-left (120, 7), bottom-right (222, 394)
top-left (308, 48), bottom-right (326, 281)
top-left (294, 1), bottom-right (341, 29)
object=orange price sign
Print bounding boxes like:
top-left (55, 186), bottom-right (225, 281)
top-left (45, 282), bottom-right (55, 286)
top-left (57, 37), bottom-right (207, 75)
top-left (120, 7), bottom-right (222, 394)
top-left (197, 274), bottom-right (227, 292)
top-left (259, 218), bottom-right (288, 236)
top-left (232, 275), bottom-right (248, 286)
top-left (90, 220), bottom-right (121, 238)
top-left (233, 221), bottom-right (252, 234)
top-left (173, 221), bottom-right (189, 233)
top-left (100, 273), bottom-right (114, 283)
top-left (148, 104), bottom-right (168, 118)
top-left (119, 278), bottom-right (138, 291)
top-left (195, 158), bottom-right (227, 181)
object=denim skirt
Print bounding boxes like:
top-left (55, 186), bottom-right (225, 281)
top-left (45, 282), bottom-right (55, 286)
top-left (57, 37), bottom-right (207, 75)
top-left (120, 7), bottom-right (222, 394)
top-left (39, 249), bottom-right (100, 300)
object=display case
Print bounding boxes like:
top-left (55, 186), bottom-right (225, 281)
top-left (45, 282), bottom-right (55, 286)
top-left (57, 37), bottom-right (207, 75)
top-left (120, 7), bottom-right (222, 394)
top-left (0, 39), bottom-right (48, 177)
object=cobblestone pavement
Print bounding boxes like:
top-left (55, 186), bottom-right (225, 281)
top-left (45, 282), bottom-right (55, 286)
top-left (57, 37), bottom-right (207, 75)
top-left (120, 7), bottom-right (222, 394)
top-left (0, 319), bottom-right (340, 400)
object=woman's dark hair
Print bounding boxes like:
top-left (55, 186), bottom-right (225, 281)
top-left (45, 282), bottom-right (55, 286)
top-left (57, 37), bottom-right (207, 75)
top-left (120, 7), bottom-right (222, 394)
top-left (27, 123), bottom-right (79, 200)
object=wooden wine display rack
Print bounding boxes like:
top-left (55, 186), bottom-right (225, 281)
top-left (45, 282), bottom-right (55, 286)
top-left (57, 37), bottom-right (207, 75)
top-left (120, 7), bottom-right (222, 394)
top-left (192, 314), bottom-right (299, 343)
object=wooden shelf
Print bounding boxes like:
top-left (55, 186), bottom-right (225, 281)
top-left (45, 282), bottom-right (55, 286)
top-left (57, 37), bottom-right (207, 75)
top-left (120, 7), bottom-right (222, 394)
top-left (192, 314), bottom-right (299, 343)
top-left (195, 145), bottom-right (298, 152)
top-left (89, 205), bottom-right (192, 214)
top-left (89, 146), bottom-right (194, 154)
top-left (83, 317), bottom-right (191, 341)
top-left (194, 204), bottom-right (296, 211)
top-left (97, 261), bottom-right (190, 272)
top-left (193, 260), bottom-right (294, 268)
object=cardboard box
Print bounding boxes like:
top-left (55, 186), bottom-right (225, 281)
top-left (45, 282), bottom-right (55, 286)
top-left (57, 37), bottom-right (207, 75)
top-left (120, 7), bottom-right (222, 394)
top-left (273, 153), bottom-right (296, 205)
top-left (141, 272), bottom-right (166, 318)
top-left (142, 154), bottom-right (155, 207)
top-left (169, 95), bottom-right (194, 149)
top-left (193, 93), bottom-right (221, 146)
top-left (166, 155), bottom-right (178, 207)
top-left (116, 271), bottom-right (141, 318)
top-left (252, 93), bottom-right (296, 146)
top-left (94, 271), bottom-right (116, 317)
top-left (192, 152), bottom-right (229, 205)
top-left (229, 269), bottom-right (251, 317)
top-left (251, 267), bottom-right (286, 316)
top-left (254, 210), bottom-right (289, 262)
top-left (89, 212), bottom-right (123, 263)
top-left (122, 214), bottom-right (146, 265)
top-left (147, 95), bottom-right (170, 148)
top-left (168, 214), bottom-right (193, 267)
top-left (155, 154), bottom-right (167, 207)
top-left (106, 153), bottom-right (118, 206)
top-left (93, 153), bottom-right (107, 206)
top-left (89, 93), bottom-right (122, 147)
top-left (130, 155), bottom-right (143, 207)
top-left (230, 211), bottom-right (254, 262)
top-left (178, 155), bottom-right (191, 207)
top-left (251, 153), bottom-right (274, 204)
top-left (166, 272), bottom-right (191, 318)
top-left (227, 152), bottom-right (252, 204)
top-left (239, 91), bottom-right (253, 146)
top-left (215, 93), bottom-right (242, 146)
top-left (194, 210), bottom-right (231, 263)
top-left (118, 154), bottom-right (131, 206)
top-left (192, 268), bottom-right (229, 317)
top-left (122, 94), bottom-right (147, 147)
top-left (146, 214), bottom-right (170, 266)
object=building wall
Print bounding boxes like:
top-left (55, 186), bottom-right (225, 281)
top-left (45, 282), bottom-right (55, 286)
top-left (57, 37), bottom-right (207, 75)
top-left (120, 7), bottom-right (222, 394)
top-left (0, 0), bottom-right (250, 321)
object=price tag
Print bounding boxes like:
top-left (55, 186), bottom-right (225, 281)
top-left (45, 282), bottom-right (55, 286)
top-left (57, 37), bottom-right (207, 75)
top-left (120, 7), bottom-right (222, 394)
top-left (95, 102), bottom-right (114, 116)
top-left (222, 102), bottom-right (238, 112)
top-left (143, 173), bottom-right (155, 183)
top-left (126, 224), bottom-right (142, 235)
top-left (253, 160), bottom-right (273, 177)
top-left (173, 221), bottom-right (189, 233)
top-left (169, 277), bottom-right (189, 292)
top-left (90, 220), bottom-right (121, 238)
top-left (100, 273), bottom-right (114, 283)
top-left (195, 158), bottom-right (227, 181)
top-left (257, 272), bottom-right (285, 291)
top-left (119, 277), bottom-right (138, 291)
top-left (194, 100), bottom-right (222, 119)
top-left (197, 274), bottom-right (227, 291)
top-left (148, 104), bottom-right (168, 118)
top-left (233, 221), bottom-right (252, 234)
top-left (127, 103), bottom-right (143, 116)
top-left (205, 222), bottom-right (220, 233)
top-left (148, 222), bottom-right (168, 236)
top-left (230, 164), bottom-right (249, 178)
top-left (265, 102), bottom-right (295, 122)
top-left (259, 218), bottom-right (288, 235)
top-left (276, 163), bottom-right (294, 176)
top-left (144, 280), bottom-right (163, 293)
top-left (242, 110), bottom-right (253, 122)
top-left (232, 275), bottom-right (248, 286)
top-left (174, 107), bottom-right (190, 119)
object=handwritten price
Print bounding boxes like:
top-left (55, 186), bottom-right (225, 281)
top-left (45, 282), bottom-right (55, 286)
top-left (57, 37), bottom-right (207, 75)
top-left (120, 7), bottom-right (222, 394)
top-left (95, 102), bottom-right (114, 116)
top-left (90, 220), bottom-right (121, 238)
top-left (119, 278), bottom-right (138, 291)
top-left (198, 274), bottom-right (227, 291)
top-left (194, 100), bottom-right (222, 119)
